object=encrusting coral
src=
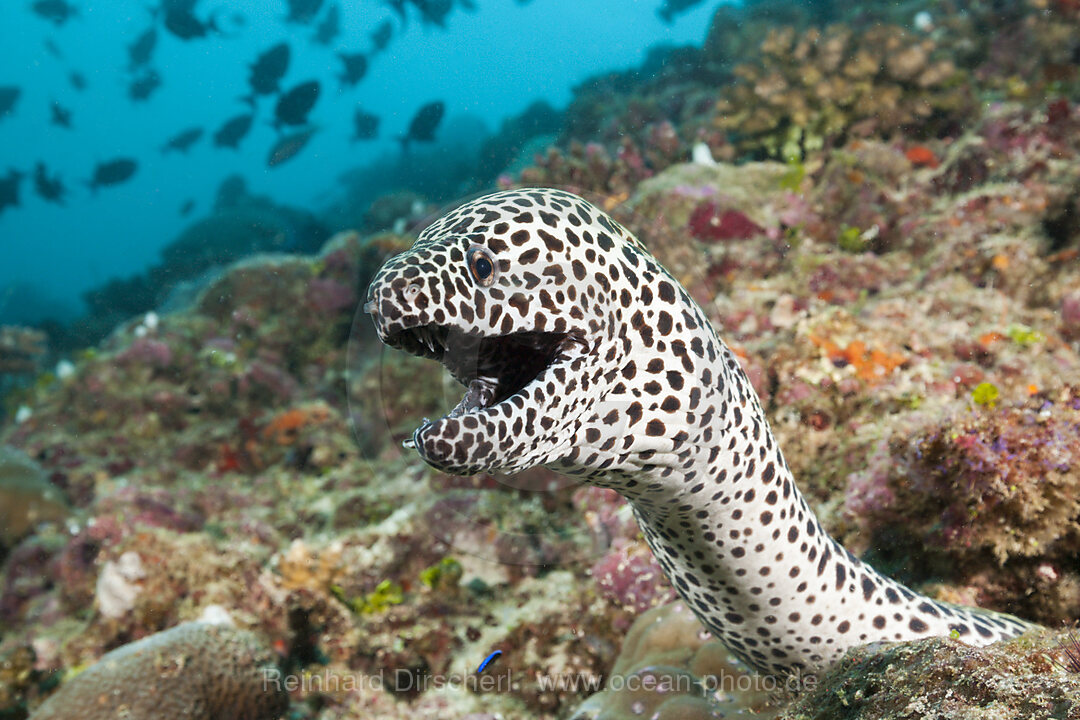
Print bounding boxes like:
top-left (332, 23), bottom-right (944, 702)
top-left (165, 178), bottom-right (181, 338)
top-left (0, 445), bottom-right (69, 548)
top-left (29, 621), bottom-right (287, 720)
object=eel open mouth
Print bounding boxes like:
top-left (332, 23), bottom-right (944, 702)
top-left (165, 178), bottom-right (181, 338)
top-left (384, 324), bottom-right (580, 428)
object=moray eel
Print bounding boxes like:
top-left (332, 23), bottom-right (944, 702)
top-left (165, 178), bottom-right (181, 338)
top-left (365, 188), bottom-right (1034, 677)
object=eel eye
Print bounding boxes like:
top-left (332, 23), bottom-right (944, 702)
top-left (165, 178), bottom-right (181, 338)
top-left (467, 245), bottom-right (497, 287)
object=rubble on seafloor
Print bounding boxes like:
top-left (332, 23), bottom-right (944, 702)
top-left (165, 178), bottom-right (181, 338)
top-left (2, 0), bottom-right (1080, 718)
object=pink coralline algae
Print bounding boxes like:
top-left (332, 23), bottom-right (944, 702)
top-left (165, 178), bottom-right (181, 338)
top-left (589, 538), bottom-right (675, 617)
top-left (846, 388), bottom-right (1080, 568)
top-left (0, 539), bottom-right (56, 625)
top-left (96, 486), bottom-right (205, 534)
top-left (572, 485), bottom-right (637, 544)
top-left (844, 440), bottom-right (898, 519)
top-left (242, 356), bottom-right (300, 401)
top-left (688, 201), bottom-right (764, 242)
top-left (116, 337), bottom-right (173, 369)
top-left (1062, 291), bottom-right (1080, 339)
top-left (306, 277), bottom-right (357, 314)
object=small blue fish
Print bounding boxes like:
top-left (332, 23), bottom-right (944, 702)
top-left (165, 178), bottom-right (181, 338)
top-left (476, 650), bottom-right (502, 674)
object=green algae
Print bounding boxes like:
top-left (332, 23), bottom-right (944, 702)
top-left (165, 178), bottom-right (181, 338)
top-left (353, 580), bottom-right (405, 615)
top-left (971, 382), bottom-right (1000, 408)
top-left (837, 225), bottom-right (868, 253)
top-left (1007, 324), bottom-right (1046, 347)
top-left (419, 557), bottom-right (462, 591)
top-left (778, 160), bottom-right (806, 193)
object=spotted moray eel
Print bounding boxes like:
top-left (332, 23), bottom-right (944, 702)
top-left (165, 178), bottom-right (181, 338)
top-left (365, 188), bottom-right (1034, 677)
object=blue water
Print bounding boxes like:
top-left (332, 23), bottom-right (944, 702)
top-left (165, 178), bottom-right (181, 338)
top-left (0, 0), bottom-right (719, 326)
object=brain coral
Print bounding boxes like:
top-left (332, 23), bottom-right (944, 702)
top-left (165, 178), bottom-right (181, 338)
top-left (30, 622), bottom-right (287, 720)
top-left (569, 602), bottom-right (779, 719)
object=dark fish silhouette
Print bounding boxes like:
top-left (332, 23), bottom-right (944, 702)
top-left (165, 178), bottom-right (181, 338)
top-left (1, 86), bottom-right (22, 120)
top-left (384, 0), bottom-right (407, 22)
top-left (400, 100), bottom-right (444, 149)
top-left (657, 0), bottom-right (706, 23)
top-left (50, 101), bottom-right (73, 129)
top-left (414, 0), bottom-right (453, 28)
top-left (33, 163), bottom-right (65, 205)
top-left (337, 52), bottom-right (368, 88)
top-left (43, 37), bottom-right (64, 59)
top-left (274, 80), bottom-right (320, 129)
top-left (161, 0), bottom-right (219, 40)
top-left (351, 109), bottom-right (379, 141)
top-left (87, 158), bottom-right (137, 193)
top-left (128, 69), bottom-right (162, 102)
top-left (31, 0), bottom-right (78, 25)
top-left (159, 0), bottom-right (193, 12)
top-left (179, 198), bottom-right (195, 216)
top-left (285, 0), bottom-right (323, 24)
top-left (370, 19), bottom-right (393, 53)
top-left (0, 169), bottom-right (24, 215)
top-left (267, 127), bottom-right (317, 167)
top-left (246, 42), bottom-right (290, 102)
top-left (213, 112), bottom-right (254, 149)
top-left (69, 71), bottom-right (86, 91)
top-left (313, 3), bottom-right (340, 45)
top-left (128, 26), bottom-right (158, 70)
top-left (161, 127), bottom-right (204, 154)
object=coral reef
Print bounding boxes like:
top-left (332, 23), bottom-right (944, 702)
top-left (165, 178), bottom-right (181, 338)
top-left (3, 1), bottom-right (1080, 718)
top-left (713, 24), bottom-right (971, 159)
top-left (0, 326), bottom-right (47, 419)
top-left (0, 327), bottom-right (45, 376)
top-left (476, 100), bottom-right (564, 183)
top-left (66, 176), bottom-right (330, 351)
top-left (30, 621), bottom-right (287, 720)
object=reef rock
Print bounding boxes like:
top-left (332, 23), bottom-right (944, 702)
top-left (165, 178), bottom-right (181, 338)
top-left (777, 629), bottom-right (1080, 720)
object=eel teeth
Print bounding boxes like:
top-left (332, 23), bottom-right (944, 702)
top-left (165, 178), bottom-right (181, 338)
top-left (415, 327), bottom-right (432, 353)
top-left (447, 376), bottom-right (498, 418)
top-left (415, 326), bottom-right (442, 354)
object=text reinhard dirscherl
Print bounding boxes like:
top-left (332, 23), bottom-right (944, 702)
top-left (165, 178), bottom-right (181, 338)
top-left (261, 667), bottom-right (817, 696)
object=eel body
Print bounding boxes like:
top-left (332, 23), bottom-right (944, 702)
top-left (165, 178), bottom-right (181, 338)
top-left (365, 188), bottom-right (1032, 676)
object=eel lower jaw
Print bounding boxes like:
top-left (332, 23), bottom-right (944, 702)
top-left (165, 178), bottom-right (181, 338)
top-left (383, 324), bottom-right (584, 446)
